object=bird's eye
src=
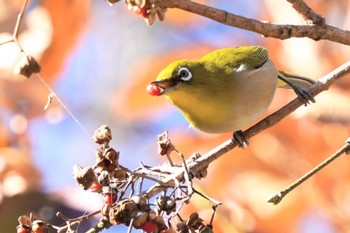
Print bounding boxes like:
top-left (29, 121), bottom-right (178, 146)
top-left (177, 67), bottom-right (192, 81)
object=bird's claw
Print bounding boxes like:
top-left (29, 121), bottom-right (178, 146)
top-left (292, 86), bottom-right (315, 106)
top-left (233, 130), bottom-right (249, 148)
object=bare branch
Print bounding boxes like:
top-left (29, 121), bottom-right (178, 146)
top-left (286, 0), bottom-right (325, 25)
top-left (13, 0), bottom-right (29, 40)
top-left (0, 0), bottom-right (29, 47)
top-left (267, 140), bottom-right (350, 204)
top-left (156, 0), bottom-right (350, 45)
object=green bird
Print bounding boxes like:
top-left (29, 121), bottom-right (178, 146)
top-left (147, 46), bottom-right (315, 146)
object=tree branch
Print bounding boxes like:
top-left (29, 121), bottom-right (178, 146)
top-left (156, 0), bottom-right (350, 45)
top-left (286, 0), bottom-right (325, 25)
top-left (145, 59), bottom-right (350, 199)
top-left (267, 140), bottom-right (350, 204)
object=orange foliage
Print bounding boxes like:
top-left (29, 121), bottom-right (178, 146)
top-left (39, 0), bottom-right (90, 80)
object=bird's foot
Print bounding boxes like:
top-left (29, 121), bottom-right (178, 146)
top-left (233, 130), bottom-right (249, 148)
top-left (292, 86), bottom-right (316, 106)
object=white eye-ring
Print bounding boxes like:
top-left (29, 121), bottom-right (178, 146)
top-left (177, 67), bottom-right (192, 81)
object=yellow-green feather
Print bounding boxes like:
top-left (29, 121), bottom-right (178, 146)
top-left (199, 46), bottom-right (269, 71)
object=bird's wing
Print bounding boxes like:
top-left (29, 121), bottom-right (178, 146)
top-left (200, 46), bottom-right (269, 72)
top-left (239, 46), bottom-right (269, 69)
top-left (230, 46), bottom-right (269, 71)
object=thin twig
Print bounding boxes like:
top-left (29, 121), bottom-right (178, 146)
top-left (14, 0), bottom-right (29, 40)
top-left (118, 178), bottom-right (134, 200)
top-left (135, 163), bottom-right (180, 178)
top-left (179, 153), bottom-right (193, 202)
top-left (0, 39), bottom-right (14, 46)
top-left (208, 204), bottom-right (219, 229)
top-left (119, 164), bottom-right (167, 185)
top-left (55, 210), bottom-right (102, 232)
top-left (193, 188), bottom-right (221, 206)
top-left (155, 0), bottom-right (350, 45)
top-left (34, 73), bottom-right (93, 138)
top-left (127, 218), bottom-right (134, 233)
top-left (138, 177), bottom-right (144, 194)
top-left (56, 212), bottom-right (81, 232)
top-left (52, 221), bottom-right (80, 233)
top-left (267, 140), bottom-right (350, 205)
top-left (0, 0), bottom-right (29, 47)
top-left (66, 210), bottom-right (101, 223)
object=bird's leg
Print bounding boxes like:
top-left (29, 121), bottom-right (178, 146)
top-left (233, 130), bottom-right (249, 148)
top-left (277, 75), bottom-right (315, 106)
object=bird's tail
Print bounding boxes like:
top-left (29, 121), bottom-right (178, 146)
top-left (277, 70), bottom-right (315, 89)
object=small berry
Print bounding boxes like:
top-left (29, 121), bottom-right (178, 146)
top-left (16, 226), bottom-right (31, 233)
top-left (32, 225), bottom-right (47, 233)
top-left (131, 6), bottom-right (150, 18)
top-left (104, 193), bottom-right (117, 204)
top-left (32, 220), bottom-right (48, 233)
top-left (146, 83), bottom-right (161, 96)
top-left (142, 221), bottom-right (158, 233)
top-left (138, 8), bottom-right (150, 18)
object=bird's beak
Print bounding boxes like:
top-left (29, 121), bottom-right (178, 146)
top-left (151, 78), bottom-right (181, 96)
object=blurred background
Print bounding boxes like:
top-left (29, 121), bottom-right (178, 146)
top-left (1, 0), bottom-right (350, 232)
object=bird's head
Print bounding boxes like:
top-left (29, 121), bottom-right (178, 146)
top-left (147, 60), bottom-right (204, 97)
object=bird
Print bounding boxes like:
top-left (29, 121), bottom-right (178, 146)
top-left (146, 46), bottom-right (315, 147)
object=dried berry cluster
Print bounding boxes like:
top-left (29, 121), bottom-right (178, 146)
top-left (107, 0), bottom-right (167, 25)
top-left (101, 197), bottom-right (168, 232)
top-left (176, 213), bottom-right (213, 233)
top-left (76, 125), bottom-right (215, 232)
top-left (73, 124), bottom-right (127, 205)
top-left (16, 125), bottom-right (217, 232)
top-left (16, 215), bottom-right (48, 233)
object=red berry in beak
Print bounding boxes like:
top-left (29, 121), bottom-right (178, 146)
top-left (147, 83), bottom-right (162, 96)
